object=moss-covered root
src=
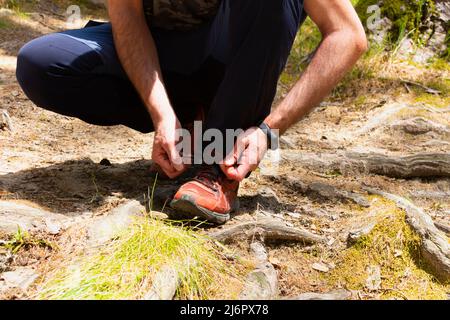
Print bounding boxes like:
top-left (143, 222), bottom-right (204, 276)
top-left (326, 196), bottom-right (449, 300)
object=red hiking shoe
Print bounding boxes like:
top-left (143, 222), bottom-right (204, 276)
top-left (170, 165), bottom-right (239, 224)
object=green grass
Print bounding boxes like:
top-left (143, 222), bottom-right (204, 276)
top-left (38, 217), bottom-right (250, 300)
top-left (0, 228), bottom-right (54, 254)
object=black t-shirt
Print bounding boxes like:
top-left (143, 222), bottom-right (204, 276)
top-left (143, 0), bottom-right (221, 31)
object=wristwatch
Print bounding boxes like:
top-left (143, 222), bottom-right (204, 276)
top-left (258, 122), bottom-right (279, 151)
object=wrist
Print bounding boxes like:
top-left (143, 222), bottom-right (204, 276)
top-left (258, 121), bottom-right (279, 151)
top-left (146, 100), bottom-right (176, 129)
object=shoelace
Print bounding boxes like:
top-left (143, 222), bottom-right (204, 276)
top-left (193, 166), bottom-right (221, 192)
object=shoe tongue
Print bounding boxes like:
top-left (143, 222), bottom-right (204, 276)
top-left (198, 165), bottom-right (220, 177)
top-left (195, 165), bottom-right (221, 189)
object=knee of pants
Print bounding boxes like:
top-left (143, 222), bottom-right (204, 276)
top-left (16, 34), bottom-right (103, 109)
top-left (16, 37), bottom-right (55, 108)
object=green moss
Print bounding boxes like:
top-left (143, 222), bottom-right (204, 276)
top-left (325, 198), bottom-right (449, 300)
top-left (413, 93), bottom-right (450, 108)
top-left (355, 0), bottom-right (437, 44)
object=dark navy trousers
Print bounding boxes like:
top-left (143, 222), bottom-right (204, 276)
top-left (16, 0), bottom-right (306, 135)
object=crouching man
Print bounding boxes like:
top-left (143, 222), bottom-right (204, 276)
top-left (16, 0), bottom-right (367, 224)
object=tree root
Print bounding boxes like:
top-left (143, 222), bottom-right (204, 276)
top-left (209, 219), bottom-right (326, 245)
top-left (434, 220), bottom-right (450, 236)
top-left (282, 151), bottom-right (450, 178)
top-left (364, 187), bottom-right (450, 283)
top-left (143, 265), bottom-right (179, 300)
top-left (391, 117), bottom-right (450, 135)
top-left (288, 289), bottom-right (352, 300)
top-left (239, 242), bottom-right (278, 300)
top-left (0, 200), bottom-right (70, 235)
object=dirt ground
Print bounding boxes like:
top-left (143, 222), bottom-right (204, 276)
top-left (0, 1), bottom-right (449, 300)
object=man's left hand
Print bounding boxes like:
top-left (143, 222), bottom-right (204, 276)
top-left (220, 127), bottom-right (268, 181)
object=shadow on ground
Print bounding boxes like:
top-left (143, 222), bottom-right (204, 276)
top-left (0, 158), bottom-right (294, 222)
top-left (0, 158), bottom-right (180, 214)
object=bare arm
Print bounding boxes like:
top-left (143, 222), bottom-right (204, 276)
top-left (265, 0), bottom-right (367, 134)
top-left (108, 0), bottom-right (185, 177)
top-left (222, 0), bottom-right (367, 181)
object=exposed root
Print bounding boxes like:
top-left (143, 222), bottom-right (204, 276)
top-left (143, 265), bottom-right (179, 300)
top-left (0, 200), bottom-right (70, 235)
top-left (364, 187), bottom-right (450, 283)
top-left (209, 219), bottom-right (326, 245)
top-left (347, 222), bottom-right (377, 246)
top-left (289, 289), bottom-right (352, 300)
top-left (391, 117), bottom-right (450, 135)
top-left (434, 220), bottom-right (450, 236)
top-left (282, 151), bottom-right (450, 178)
top-left (86, 200), bottom-right (146, 248)
top-left (239, 242), bottom-right (278, 300)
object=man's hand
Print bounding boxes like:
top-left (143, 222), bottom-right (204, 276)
top-left (220, 127), bottom-right (268, 181)
top-left (152, 116), bottom-right (187, 179)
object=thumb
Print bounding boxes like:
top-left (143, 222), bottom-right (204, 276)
top-left (223, 150), bottom-right (236, 167)
top-left (166, 143), bottom-right (185, 171)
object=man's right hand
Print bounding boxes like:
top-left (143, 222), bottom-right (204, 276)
top-left (152, 116), bottom-right (187, 179)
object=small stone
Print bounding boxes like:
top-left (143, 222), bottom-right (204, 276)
top-left (312, 263), bottom-right (330, 273)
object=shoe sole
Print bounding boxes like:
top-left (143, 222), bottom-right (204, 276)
top-left (170, 195), bottom-right (239, 225)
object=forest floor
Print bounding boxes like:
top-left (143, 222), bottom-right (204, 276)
top-left (0, 1), bottom-right (449, 300)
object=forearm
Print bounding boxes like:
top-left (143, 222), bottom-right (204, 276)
top-left (265, 30), bottom-right (366, 135)
top-left (108, 1), bottom-right (175, 126)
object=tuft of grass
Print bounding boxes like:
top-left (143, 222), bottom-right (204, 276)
top-left (325, 197), bottom-right (449, 300)
top-left (38, 217), bottom-right (250, 300)
top-left (0, 228), bottom-right (54, 254)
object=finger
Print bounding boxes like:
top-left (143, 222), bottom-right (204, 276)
top-left (234, 149), bottom-right (259, 181)
top-left (224, 136), bottom-right (248, 166)
top-left (165, 142), bottom-right (185, 171)
top-left (154, 152), bottom-right (178, 178)
top-left (233, 162), bottom-right (256, 182)
top-left (223, 144), bottom-right (238, 166)
top-left (220, 163), bottom-right (239, 180)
